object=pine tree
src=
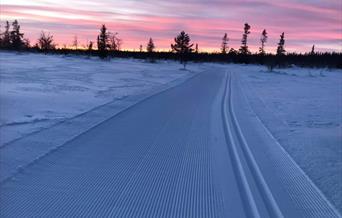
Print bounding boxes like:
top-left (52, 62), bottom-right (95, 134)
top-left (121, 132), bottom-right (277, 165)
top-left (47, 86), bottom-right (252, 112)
top-left (37, 31), bottom-right (55, 53)
top-left (9, 20), bottom-right (24, 50)
top-left (311, 45), bottom-right (315, 55)
top-left (97, 24), bottom-right (109, 58)
top-left (221, 33), bottom-right (229, 54)
top-left (276, 32), bottom-right (286, 55)
top-left (87, 41), bottom-right (93, 51)
top-left (239, 23), bottom-right (251, 55)
top-left (146, 38), bottom-right (155, 53)
top-left (171, 31), bottom-right (193, 68)
top-left (259, 29), bottom-right (267, 55)
top-left (195, 43), bottom-right (199, 53)
top-left (1, 21), bottom-right (11, 49)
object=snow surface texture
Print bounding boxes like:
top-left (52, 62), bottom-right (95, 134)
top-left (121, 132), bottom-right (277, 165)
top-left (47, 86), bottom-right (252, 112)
top-left (0, 52), bottom-right (201, 146)
top-left (1, 65), bottom-right (340, 217)
top-left (228, 65), bottom-right (342, 213)
top-left (0, 52), bottom-right (341, 215)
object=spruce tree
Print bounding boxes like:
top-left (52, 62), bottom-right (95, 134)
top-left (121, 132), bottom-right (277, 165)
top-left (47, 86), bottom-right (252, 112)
top-left (10, 20), bottom-right (24, 50)
top-left (1, 21), bottom-right (11, 49)
top-left (239, 23), bottom-right (251, 55)
top-left (97, 24), bottom-right (109, 58)
top-left (276, 32), bottom-right (286, 55)
top-left (146, 38), bottom-right (155, 53)
top-left (171, 31), bottom-right (193, 69)
top-left (221, 33), bottom-right (229, 54)
top-left (259, 29), bottom-right (267, 55)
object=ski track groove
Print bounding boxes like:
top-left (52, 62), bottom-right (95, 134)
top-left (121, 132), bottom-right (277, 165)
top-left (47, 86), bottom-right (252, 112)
top-left (235, 73), bottom-right (341, 218)
top-left (222, 72), bottom-right (261, 218)
top-left (227, 72), bottom-right (284, 218)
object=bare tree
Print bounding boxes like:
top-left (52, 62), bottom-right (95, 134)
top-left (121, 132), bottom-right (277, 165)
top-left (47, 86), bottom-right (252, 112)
top-left (37, 31), bottom-right (55, 53)
top-left (73, 35), bottom-right (78, 50)
top-left (108, 32), bottom-right (122, 51)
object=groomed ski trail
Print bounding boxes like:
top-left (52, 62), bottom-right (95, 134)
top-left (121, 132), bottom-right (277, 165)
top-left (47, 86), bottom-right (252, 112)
top-left (0, 70), bottom-right (340, 218)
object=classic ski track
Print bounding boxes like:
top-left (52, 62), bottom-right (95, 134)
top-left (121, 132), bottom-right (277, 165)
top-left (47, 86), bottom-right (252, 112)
top-left (2, 69), bottom-right (340, 217)
top-left (0, 71), bottom-right (197, 150)
top-left (222, 72), bottom-right (283, 218)
top-left (0, 71), bottom-right (200, 185)
top-left (235, 73), bottom-right (342, 218)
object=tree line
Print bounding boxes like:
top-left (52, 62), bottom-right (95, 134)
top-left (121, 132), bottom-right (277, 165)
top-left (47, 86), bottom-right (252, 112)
top-left (0, 20), bottom-right (340, 68)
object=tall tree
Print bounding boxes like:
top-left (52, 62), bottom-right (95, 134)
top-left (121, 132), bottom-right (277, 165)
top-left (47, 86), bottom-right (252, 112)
top-left (1, 21), bottom-right (11, 48)
top-left (97, 24), bottom-right (109, 58)
top-left (221, 33), bottom-right (229, 54)
top-left (10, 20), bottom-right (24, 50)
top-left (276, 32), bottom-right (286, 55)
top-left (146, 38), bottom-right (155, 53)
top-left (239, 23), bottom-right (251, 55)
top-left (259, 29), bottom-right (268, 55)
top-left (139, 44), bottom-right (143, 52)
top-left (171, 31), bottom-right (193, 69)
top-left (195, 43), bottom-right (199, 53)
top-left (37, 31), bottom-right (55, 53)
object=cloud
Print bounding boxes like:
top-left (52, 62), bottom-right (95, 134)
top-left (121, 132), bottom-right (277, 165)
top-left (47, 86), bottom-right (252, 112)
top-left (1, 0), bottom-right (341, 52)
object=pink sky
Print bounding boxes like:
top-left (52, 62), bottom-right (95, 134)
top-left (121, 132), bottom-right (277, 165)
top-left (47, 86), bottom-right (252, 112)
top-left (1, 0), bottom-right (341, 53)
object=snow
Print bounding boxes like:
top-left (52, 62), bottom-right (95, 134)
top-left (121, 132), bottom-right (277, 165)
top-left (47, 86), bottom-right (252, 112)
top-left (0, 52), bottom-right (341, 215)
top-left (0, 52), bottom-right (201, 146)
top-left (227, 64), bottom-right (342, 212)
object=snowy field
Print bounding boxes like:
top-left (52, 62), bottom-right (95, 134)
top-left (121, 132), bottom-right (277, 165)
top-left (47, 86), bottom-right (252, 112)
top-left (0, 52), bottom-right (202, 146)
top-left (0, 52), bottom-right (341, 212)
top-left (229, 64), bottom-right (342, 212)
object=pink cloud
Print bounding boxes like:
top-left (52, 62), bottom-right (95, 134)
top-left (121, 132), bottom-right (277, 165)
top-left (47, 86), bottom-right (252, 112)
top-left (1, 1), bottom-right (341, 53)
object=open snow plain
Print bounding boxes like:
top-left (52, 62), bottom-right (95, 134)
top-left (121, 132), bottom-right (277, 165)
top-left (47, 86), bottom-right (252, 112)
top-left (0, 52), bottom-right (341, 217)
top-left (0, 52), bottom-right (199, 146)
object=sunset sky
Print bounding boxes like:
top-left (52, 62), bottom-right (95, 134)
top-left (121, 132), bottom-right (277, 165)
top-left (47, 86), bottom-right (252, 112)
top-left (1, 0), bottom-right (341, 53)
